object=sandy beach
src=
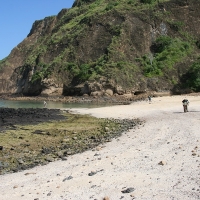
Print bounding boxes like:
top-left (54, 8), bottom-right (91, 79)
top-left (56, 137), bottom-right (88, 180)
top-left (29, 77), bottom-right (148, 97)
top-left (0, 94), bottom-right (200, 200)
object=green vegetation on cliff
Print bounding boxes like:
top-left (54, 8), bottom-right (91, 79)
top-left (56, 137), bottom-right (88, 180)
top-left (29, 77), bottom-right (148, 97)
top-left (137, 36), bottom-right (193, 77)
top-left (184, 58), bottom-right (200, 92)
top-left (0, 0), bottom-right (200, 95)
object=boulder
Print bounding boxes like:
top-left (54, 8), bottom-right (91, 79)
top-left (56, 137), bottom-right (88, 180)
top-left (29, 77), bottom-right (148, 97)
top-left (41, 78), bottom-right (63, 96)
top-left (90, 91), bottom-right (103, 96)
top-left (122, 93), bottom-right (133, 98)
top-left (105, 89), bottom-right (113, 96)
top-left (115, 85), bottom-right (124, 95)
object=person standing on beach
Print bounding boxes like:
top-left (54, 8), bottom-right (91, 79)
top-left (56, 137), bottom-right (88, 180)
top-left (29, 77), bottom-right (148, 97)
top-left (44, 101), bottom-right (47, 108)
top-left (182, 99), bottom-right (189, 112)
top-left (148, 95), bottom-right (152, 103)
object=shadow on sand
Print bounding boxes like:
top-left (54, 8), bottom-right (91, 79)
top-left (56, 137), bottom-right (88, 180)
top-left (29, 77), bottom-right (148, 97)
top-left (173, 110), bottom-right (200, 114)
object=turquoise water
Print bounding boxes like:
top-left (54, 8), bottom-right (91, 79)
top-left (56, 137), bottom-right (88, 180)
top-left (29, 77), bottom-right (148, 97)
top-left (0, 100), bottom-right (114, 109)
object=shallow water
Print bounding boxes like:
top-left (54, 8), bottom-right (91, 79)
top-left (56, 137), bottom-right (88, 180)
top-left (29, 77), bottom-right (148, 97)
top-left (0, 100), bottom-right (114, 109)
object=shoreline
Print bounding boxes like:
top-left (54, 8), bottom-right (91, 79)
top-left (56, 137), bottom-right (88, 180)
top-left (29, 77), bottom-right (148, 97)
top-left (1, 91), bottom-right (199, 103)
top-left (0, 91), bottom-right (172, 105)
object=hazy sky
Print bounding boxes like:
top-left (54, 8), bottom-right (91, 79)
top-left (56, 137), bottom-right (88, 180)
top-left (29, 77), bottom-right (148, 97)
top-left (0, 0), bottom-right (75, 60)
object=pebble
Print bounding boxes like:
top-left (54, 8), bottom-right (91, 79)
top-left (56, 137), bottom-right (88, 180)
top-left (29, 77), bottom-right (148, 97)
top-left (63, 176), bottom-right (73, 182)
top-left (158, 161), bottom-right (166, 165)
top-left (88, 171), bottom-right (97, 176)
top-left (121, 187), bottom-right (135, 193)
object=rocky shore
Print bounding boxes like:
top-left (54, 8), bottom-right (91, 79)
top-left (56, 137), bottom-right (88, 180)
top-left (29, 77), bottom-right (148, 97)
top-left (0, 92), bottom-right (152, 105)
top-left (0, 107), bottom-right (141, 175)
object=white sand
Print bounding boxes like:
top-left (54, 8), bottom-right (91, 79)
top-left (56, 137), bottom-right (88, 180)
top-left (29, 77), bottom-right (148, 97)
top-left (0, 95), bottom-right (200, 200)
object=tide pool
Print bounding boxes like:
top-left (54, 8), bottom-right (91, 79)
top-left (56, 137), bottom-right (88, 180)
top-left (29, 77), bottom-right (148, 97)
top-left (0, 100), bottom-right (114, 109)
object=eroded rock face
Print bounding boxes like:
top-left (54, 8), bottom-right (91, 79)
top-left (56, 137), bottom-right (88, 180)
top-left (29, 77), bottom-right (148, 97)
top-left (62, 78), bottom-right (128, 96)
top-left (40, 79), bottom-right (63, 96)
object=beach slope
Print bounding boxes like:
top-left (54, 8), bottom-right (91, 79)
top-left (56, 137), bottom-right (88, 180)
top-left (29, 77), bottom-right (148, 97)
top-left (0, 95), bottom-right (200, 200)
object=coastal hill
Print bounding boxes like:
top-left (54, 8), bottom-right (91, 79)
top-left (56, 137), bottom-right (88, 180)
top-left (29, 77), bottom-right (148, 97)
top-left (0, 0), bottom-right (200, 98)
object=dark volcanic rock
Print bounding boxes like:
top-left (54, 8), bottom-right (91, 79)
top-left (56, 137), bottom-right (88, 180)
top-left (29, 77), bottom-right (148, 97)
top-left (88, 171), bottom-right (97, 176)
top-left (121, 187), bottom-right (135, 193)
top-left (63, 176), bottom-right (73, 182)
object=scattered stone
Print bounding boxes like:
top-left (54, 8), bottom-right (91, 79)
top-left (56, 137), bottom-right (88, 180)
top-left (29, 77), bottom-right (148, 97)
top-left (103, 196), bottom-right (110, 200)
top-left (24, 172), bottom-right (36, 176)
top-left (63, 176), bottom-right (73, 182)
top-left (57, 151), bottom-right (64, 157)
top-left (88, 171), bottom-right (97, 176)
top-left (67, 151), bottom-right (72, 155)
top-left (45, 156), bottom-right (54, 162)
top-left (33, 130), bottom-right (43, 135)
top-left (0, 108), bottom-right (141, 175)
top-left (62, 138), bottom-right (70, 142)
top-left (91, 185), bottom-right (96, 188)
top-left (96, 147), bottom-right (102, 151)
top-left (13, 185), bottom-right (18, 189)
top-left (17, 159), bottom-right (24, 164)
top-left (0, 161), bottom-right (4, 169)
top-left (121, 187), bottom-right (135, 193)
top-left (41, 147), bottom-right (52, 154)
top-left (61, 157), bottom-right (68, 161)
top-left (158, 161), bottom-right (166, 165)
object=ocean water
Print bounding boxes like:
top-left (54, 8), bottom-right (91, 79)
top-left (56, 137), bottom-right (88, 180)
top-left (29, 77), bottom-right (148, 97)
top-left (0, 100), bottom-right (114, 109)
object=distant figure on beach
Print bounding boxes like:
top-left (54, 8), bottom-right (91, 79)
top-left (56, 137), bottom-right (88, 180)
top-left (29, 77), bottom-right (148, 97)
top-left (44, 101), bottom-right (47, 108)
top-left (148, 95), bottom-right (152, 103)
top-left (182, 99), bottom-right (189, 112)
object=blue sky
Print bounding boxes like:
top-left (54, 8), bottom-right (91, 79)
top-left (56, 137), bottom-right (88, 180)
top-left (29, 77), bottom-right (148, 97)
top-left (0, 0), bottom-right (75, 60)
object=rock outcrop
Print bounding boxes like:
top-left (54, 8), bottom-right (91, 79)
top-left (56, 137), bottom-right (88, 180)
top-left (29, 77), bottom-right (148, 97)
top-left (0, 0), bottom-right (200, 97)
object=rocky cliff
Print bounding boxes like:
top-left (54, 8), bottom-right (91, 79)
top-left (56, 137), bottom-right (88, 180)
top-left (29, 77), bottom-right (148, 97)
top-left (0, 0), bottom-right (200, 97)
